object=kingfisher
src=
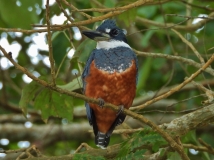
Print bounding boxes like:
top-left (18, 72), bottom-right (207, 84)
top-left (81, 19), bottom-right (138, 149)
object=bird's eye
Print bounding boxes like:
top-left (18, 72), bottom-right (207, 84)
top-left (110, 29), bottom-right (119, 36)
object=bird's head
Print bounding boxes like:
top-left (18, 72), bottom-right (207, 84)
top-left (82, 20), bottom-right (129, 50)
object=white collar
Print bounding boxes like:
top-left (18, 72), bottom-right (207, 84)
top-left (96, 40), bottom-right (131, 50)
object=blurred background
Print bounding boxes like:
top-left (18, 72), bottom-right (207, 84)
top-left (0, 0), bottom-right (214, 159)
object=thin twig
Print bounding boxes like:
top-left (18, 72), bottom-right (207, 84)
top-left (54, 31), bottom-right (72, 78)
top-left (164, 94), bottom-right (205, 109)
top-left (134, 50), bottom-right (214, 76)
top-left (72, 0), bottom-right (151, 13)
top-left (88, 128), bottom-right (144, 134)
top-left (91, 0), bottom-right (106, 8)
top-left (60, 0), bottom-right (92, 19)
top-left (166, 14), bottom-right (214, 20)
top-left (56, 0), bottom-right (74, 22)
top-left (198, 138), bottom-right (214, 153)
top-left (55, 0), bottom-right (90, 31)
top-left (74, 143), bottom-right (92, 153)
top-left (131, 54), bottom-right (214, 111)
top-left (46, 0), bottom-right (56, 86)
top-left (16, 145), bottom-right (42, 160)
top-left (128, 18), bottom-right (189, 36)
top-left (158, 1), bottom-right (176, 55)
top-left (135, 12), bottom-right (214, 32)
top-left (185, 0), bottom-right (192, 26)
top-left (181, 0), bottom-right (214, 12)
top-left (33, 0), bottom-right (153, 29)
top-left (0, 45), bottom-right (189, 160)
top-left (1, 11), bottom-right (213, 34)
top-left (183, 143), bottom-right (214, 154)
top-left (142, 105), bottom-right (202, 114)
top-left (172, 29), bottom-right (205, 64)
top-left (55, 50), bottom-right (70, 79)
top-left (0, 148), bottom-right (27, 154)
top-left (190, 80), bottom-right (214, 105)
top-left (0, 27), bottom-right (49, 34)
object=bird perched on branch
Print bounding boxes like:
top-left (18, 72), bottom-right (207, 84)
top-left (82, 19), bottom-right (138, 149)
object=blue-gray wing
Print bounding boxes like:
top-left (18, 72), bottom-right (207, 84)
top-left (85, 103), bottom-right (93, 125)
top-left (82, 50), bottom-right (96, 126)
top-left (82, 50), bottom-right (95, 83)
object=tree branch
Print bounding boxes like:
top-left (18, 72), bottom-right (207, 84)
top-left (0, 122), bottom-right (91, 146)
top-left (0, 45), bottom-right (189, 160)
top-left (134, 50), bottom-right (214, 76)
top-left (135, 12), bottom-right (214, 31)
top-left (60, 0), bottom-right (92, 19)
top-left (172, 29), bottom-right (205, 64)
top-left (3, 103), bottom-right (214, 160)
top-left (46, 0), bottom-right (56, 86)
top-left (160, 104), bottom-right (214, 136)
top-left (32, 0), bottom-right (152, 29)
top-left (131, 54), bottom-right (214, 111)
top-left (133, 79), bottom-right (214, 107)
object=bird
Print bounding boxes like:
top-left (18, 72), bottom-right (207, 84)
top-left (81, 19), bottom-right (138, 149)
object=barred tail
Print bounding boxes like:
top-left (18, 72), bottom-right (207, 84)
top-left (95, 131), bottom-right (110, 149)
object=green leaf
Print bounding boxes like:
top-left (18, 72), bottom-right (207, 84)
top-left (51, 31), bottom-right (61, 41)
top-left (118, 129), bottom-right (167, 159)
top-left (72, 39), bottom-right (96, 75)
top-left (183, 132), bottom-right (211, 160)
top-left (132, 149), bottom-right (146, 159)
top-left (131, 132), bottom-right (166, 152)
top-left (152, 139), bottom-right (167, 152)
top-left (104, 0), bottom-right (116, 8)
top-left (34, 88), bottom-right (73, 121)
top-left (141, 30), bottom-right (155, 47)
top-left (136, 57), bottom-right (152, 94)
top-left (0, 0), bottom-right (41, 29)
top-left (19, 77), bottom-right (74, 121)
top-left (167, 152), bottom-right (182, 160)
top-left (73, 39), bottom-right (96, 64)
top-left (73, 154), bottom-right (105, 160)
top-left (117, 8), bottom-right (137, 27)
top-left (153, 58), bottom-right (166, 70)
top-left (159, 148), bottom-right (166, 157)
top-left (118, 149), bottom-right (146, 160)
top-left (52, 32), bottom-right (70, 67)
top-left (137, 6), bottom-right (157, 18)
top-left (70, 56), bottom-right (84, 78)
top-left (57, 76), bottom-right (82, 91)
top-left (182, 131), bottom-right (197, 144)
top-left (19, 80), bottom-right (41, 117)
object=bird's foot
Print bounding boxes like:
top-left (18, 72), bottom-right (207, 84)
top-left (98, 98), bottom-right (105, 108)
top-left (116, 105), bottom-right (124, 116)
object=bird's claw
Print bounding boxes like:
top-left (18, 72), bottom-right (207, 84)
top-left (98, 98), bottom-right (105, 108)
top-left (116, 105), bottom-right (124, 116)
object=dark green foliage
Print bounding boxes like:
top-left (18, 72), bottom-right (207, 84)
top-left (73, 39), bottom-right (96, 64)
top-left (167, 152), bottom-right (182, 160)
top-left (118, 8), bottom-right (137, 27)
top-left (0, 0), bottom-right (42, 29)
top-left (1, 0), bottom-right (214, 159)
top-left (34, 88), bottom-right (73, 121)
top-left (117, 149), bottom-right (146, 160)
top-left (52, 32), bottom-right (70, 67)
top-left (19, 79), bottom-right (41, 116)
top-left (73, 154), bottom-right (105, 160)
top-left (117, 129), bottom-right (167, 159)
top-left (19, 78), bottom-right (73, 121)
top-left (137, 6), bottom-right (157, 18)
top-left (57, 76), bottom-right (82, 91)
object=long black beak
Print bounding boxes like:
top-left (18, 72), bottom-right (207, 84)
top-left (82, 30), bottom-right (110, 41)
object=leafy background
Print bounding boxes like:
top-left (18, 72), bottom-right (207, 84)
top-left (0, 0), bottom-right (214, 159)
